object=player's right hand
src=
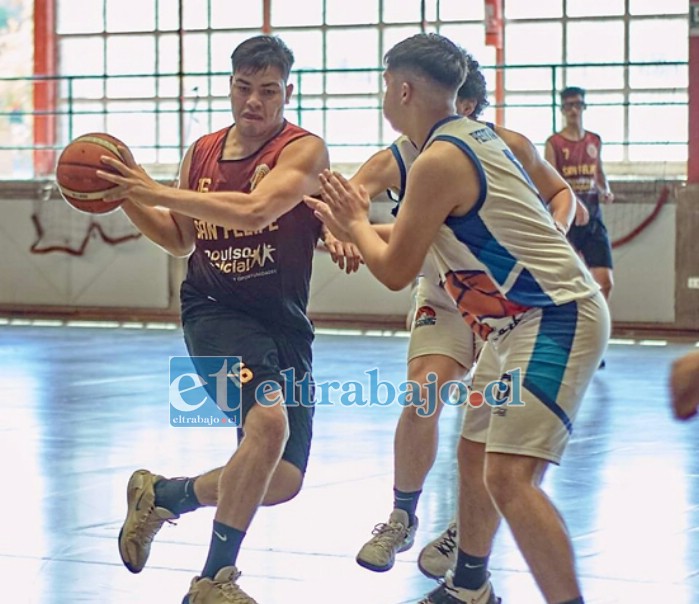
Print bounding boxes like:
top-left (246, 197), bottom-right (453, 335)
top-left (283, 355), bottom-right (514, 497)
top-left (322, 228), bottom-right (363, 274)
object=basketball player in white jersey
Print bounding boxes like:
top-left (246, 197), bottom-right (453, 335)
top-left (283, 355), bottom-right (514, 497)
top-left (306, 33), bottom-right (608, 604)
top-left (348, 53), bottom-right (585, 580)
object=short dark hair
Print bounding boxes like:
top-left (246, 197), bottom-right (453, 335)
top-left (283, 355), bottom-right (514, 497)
top-left (231, 35), bottom-right (294, 81)
top-left (384, 33), bottom-right (467, 92)
top-left (560, 86), bottom-right (586, 102)
top-left (457, 53), bottom-right (489, 119)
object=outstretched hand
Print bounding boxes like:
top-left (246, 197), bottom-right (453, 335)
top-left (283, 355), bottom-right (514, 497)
top-left (303, 169), bottom-right (371, 244)
top-left (321, 226), bottom-right (363, 274)
top-left (304, 195), bottom-right (351, 241)
top-left (600, 190), bottom-right (614, 204)
top-left (97, 145), bottom-right (166, 207)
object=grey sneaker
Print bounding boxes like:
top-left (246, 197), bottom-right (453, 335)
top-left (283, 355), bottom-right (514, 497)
top-left (418, 520), bottom-right (458, 580)
top-left (418, 570), bottom-right (500, 603)
top-left (118, 469), bottom-right (178, 573)
top-left (356, 509), bottom-right (418, 572)
top-left (182, 567), bottom-right (258, 603)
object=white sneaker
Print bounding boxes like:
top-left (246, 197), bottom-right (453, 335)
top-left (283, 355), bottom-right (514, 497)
top-left (418, 570), bottom-right (500, 604)
top-left (356, 509), bottom-right (418, 572)
top-left (418, 521), bottom-right (458, 580)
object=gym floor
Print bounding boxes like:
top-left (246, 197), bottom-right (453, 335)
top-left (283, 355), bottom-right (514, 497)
top-left (1, 322), bottom-right (697, 603)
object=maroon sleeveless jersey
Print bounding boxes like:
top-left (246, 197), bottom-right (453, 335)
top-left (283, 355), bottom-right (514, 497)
top-left (546, 131), bottom-right (602, 219)
top-left (183, 121), bottom-right (322, 332)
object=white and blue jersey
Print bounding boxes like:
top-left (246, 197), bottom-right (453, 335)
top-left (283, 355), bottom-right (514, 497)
top-left (417, 116), bottom-right (599, 341)
top-left (391, 119), bottom-right (608, 463)
top-left (388, 135), bottom-right (443, 284)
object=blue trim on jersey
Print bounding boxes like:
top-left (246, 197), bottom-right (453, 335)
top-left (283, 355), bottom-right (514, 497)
top-left (389, 143), bottom-right (408, 202)
top-left (436, 134), bottom-right (519, 287)
top-left (433, 134), bottom-right (488, 213)
top-left (437, 133), bottom-right (555, 307)
top-left (523, 301), bottom-right (578, 434)
top-left (420, 115), bottom-right (462, 152)
top-left (502, 147), bottom-right (535, 188)
top-left (445, 210), bottom-right (556, 306)
top-left (508, 268), bottom-right (555, 306)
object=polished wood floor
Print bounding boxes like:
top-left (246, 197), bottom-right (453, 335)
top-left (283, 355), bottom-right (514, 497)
top-left (1, 321), bottom-right (698, 604)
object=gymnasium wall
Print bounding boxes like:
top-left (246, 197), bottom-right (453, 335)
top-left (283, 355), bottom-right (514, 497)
top-left (0, 179), bottom-right (693, 332)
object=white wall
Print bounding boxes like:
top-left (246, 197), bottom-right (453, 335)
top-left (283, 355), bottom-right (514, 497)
top-left (604, 204), bottom-right (676, 323)
top-left (308, 251), bottom-right (412, 318)
top-left (0, 198), bottom-right (169, 308)
top-left (0, 188), bottom-right (679, 325)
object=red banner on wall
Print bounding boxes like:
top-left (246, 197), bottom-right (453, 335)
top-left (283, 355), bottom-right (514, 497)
top-left (485, 0), bottom-right (503, 48)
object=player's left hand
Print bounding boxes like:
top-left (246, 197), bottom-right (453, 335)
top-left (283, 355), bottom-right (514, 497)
top-left (600, 190), bottom-right (614, 204)
top-left (319, 169), bottom-right (370, 224)
top-left (304, 169), bottom-right (371, 243)
top-left (97, 146), bottom-right (164, 207)
top-left (321, 227), bottom-right (363, 273)
top-left (304, 195), bottom-right (352, 242)
top-left (574, 199), bottom-right (590, 226)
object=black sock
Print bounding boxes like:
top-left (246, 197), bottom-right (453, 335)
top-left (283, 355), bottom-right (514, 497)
top-left (154, 477), bottom-right (201, 515)
top-left (452, 548), bottom-right (489, 590)
top-left (558, 599), bottom-right (584, 604)
top-left (393, 488), bottom-right (421, 526)
top-left (201, 520), bottom-right (246, 579)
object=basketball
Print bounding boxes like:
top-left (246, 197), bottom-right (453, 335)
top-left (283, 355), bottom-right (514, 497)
top-left (55, 132), bottom-right (128, 215)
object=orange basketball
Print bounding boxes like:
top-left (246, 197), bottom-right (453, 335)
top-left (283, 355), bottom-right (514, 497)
top-left (56, 133), bottom-right (128, 215)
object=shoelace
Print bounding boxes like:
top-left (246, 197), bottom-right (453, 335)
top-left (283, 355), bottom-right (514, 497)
top-left (217, 572), bottom-right (257, 603)
top-left (133, 504), bottom-right (175, 544)
top-left (434, 525), bottom-right (458, 556)
top-left (370, 521), bottom-right (406, 550)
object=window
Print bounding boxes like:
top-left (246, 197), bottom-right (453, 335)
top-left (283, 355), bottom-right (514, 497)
top-left (26, 0), bottom-right (685, 177)
top-left (438, 0), bottom-right (484, 21)
top-left (505, 0), bottom-right (563, 20)
top-left (505, 94), bottom-right (559, 146)
top-left (383, 0), bottom-right (423, 24)
top-left (272, 0), bottom-right (323, 27)
top-left (57, 0), bottom-right (103, 34)
top-left (566, 0), bottom-right (624, 17)
top-left (629, 0), bottom-right (688, 16)
top-left (629, 18), bottom-right (688, 63)
top-left (505, 23), bottom-right (563, 91)
top-left (106, 0), bottom-right (155, 32)
top-left (326, 0), bottom-right (379, 25)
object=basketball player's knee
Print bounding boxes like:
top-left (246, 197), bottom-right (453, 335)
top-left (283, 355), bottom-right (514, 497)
top-left (247, 408), bottom-right (290, 458)
top-left (264, 460), bottom-right (304, 505)
top-left (264, 414), bottom-right (290, 451)
top-left (277, 474), bottom-right (303, 503)
top-left (400, 398), bottom-right (442, 425)
top-left (457, 438), bottom-right (487, 485)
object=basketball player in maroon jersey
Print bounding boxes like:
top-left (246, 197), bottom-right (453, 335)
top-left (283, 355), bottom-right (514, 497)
top-left (545, 87), bottom-right (615, 303)
top-left (98, 35), bottom-right (336, 604)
